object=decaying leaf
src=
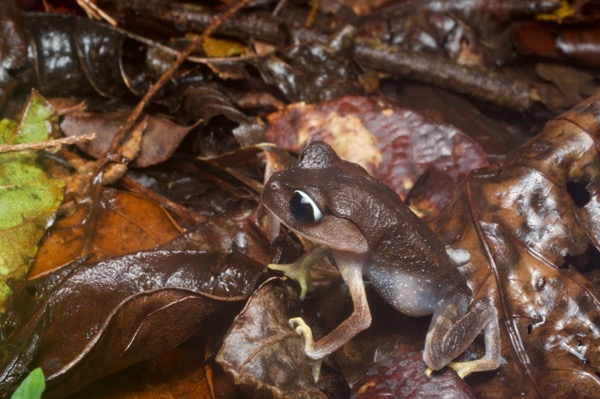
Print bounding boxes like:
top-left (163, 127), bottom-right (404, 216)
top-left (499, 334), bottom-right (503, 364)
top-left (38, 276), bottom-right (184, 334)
top-left (216, 279), bottom-right (325, 398)
top-left (431, 91), bottom-right (600, 397)
top-left (252, 33), bottom-right (365, 103)
top-left (351, 352), bottom-right (475, 399)
top-left (0, 250), bottom-right (266, 398)
top-left (60, 110), bottom-right (199, 167)
top-left (0, 91), bottom-right (64, 309)
top-left (30, 188), bottom-right (182, 276)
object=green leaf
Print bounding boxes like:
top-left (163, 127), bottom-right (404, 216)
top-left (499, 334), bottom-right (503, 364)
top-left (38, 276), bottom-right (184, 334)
top-left (10, 368), bottom-right (45, 399)
top-left (0, 91), bottom-right (65, 310)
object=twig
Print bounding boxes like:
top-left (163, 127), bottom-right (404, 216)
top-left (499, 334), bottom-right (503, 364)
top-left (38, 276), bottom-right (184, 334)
top-left (352, 40), bottom-right (534, 111)
top-left (76, 0), bottom-right (118, 26)
top-left (104, 0), bottom-right (251, 158)
top-left (0, 132), bottom-right (96, 154)
top-left (132, 3), bottom-right (535, 111)
top-left (80, 0), bottom-right (250, 257)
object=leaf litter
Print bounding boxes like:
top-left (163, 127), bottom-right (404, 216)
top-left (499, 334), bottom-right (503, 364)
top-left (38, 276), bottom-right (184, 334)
top-left (0, 1), bottom-right (599, 398)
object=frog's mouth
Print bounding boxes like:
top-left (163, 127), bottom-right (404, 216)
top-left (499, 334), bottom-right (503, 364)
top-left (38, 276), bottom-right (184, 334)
top-left (274, 210), bottom-right (369, 254)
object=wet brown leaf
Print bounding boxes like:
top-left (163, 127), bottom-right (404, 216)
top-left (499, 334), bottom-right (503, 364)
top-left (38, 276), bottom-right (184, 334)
top-left (0, 250), bottom-right (265, 398)
top-left (431, 91), bottom-right (600, 397)
top-left (182, 86), bottom-right (265, 151)
top-left (252, 33), bottom-right (365, 103)
top-left (266, 96), bottom-right (487, 218)
top-left (216, 279), bottom-right (326, 399)
top-left (30, 188), bottom-right (182, 276)
top-left (513, 21), bottom-right (600, 68)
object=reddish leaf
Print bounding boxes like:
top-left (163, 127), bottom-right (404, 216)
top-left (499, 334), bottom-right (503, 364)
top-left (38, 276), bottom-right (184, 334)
top-left (266, 96), bottom-right (487, 218)
top-left (351, 352), bottom-right (475, 399)
top-left (31, 188), bottom-right (182, 276)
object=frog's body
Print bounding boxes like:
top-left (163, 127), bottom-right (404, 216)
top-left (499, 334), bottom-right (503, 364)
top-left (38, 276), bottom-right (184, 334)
top-left (262, 141), bottom-right (500, 378)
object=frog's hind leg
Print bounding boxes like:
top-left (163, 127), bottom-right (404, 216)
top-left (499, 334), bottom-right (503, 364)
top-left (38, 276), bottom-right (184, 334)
top-left (424, 296), bottom-right (500, 379)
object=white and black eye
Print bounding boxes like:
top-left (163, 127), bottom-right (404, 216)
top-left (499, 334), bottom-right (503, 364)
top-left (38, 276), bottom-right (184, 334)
top-left (290, 190), bottom-right (323, 222)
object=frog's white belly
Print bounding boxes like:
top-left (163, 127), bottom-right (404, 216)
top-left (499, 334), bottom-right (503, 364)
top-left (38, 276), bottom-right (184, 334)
top-left (365, 265), bottom-right (442, 317)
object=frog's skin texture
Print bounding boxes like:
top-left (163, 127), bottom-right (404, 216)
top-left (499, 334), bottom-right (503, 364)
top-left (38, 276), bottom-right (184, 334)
top-left (262, 141), bottom-right (501, 379)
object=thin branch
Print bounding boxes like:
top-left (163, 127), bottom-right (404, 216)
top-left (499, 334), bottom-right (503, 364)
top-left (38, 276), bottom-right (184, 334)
top-left (0, 132), bottom-right (96, 154)
top-left (105, 0), bottom-right (252, 157)
top-left (132, 2), bottom-right (536, 111)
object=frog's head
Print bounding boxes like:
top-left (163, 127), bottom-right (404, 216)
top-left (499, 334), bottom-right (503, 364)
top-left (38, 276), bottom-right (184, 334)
top-left (262, 141), bottom-right (399, 253)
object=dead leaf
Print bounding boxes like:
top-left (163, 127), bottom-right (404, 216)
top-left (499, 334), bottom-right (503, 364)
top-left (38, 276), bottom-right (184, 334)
top-left (216, 279), bottom-right (326, 399)
top-left (30, 188), bottom-right (182, 276)
top-left (0, 250), bottom-right (266, 398)
top-left (60, 109), bottom-right (198, 167)
top-left (252, 37), bottom-right (365, 103)
top-left (351, 352), bottom-right (475, 398)
top-left (430, 91), bottom-right (600, 397)
top-left (71, 336), bottom-right (216, 399)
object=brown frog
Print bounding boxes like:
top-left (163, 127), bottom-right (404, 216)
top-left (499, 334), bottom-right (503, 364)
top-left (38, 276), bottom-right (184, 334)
top-left (262, 141), bottom-right (500, 379)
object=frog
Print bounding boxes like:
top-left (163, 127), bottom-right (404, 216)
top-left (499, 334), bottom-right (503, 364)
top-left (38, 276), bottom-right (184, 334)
top-left (262, 141), bottom-right (500, 380)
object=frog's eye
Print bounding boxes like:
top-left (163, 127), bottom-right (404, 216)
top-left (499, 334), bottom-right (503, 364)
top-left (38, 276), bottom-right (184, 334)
top-left (290, 190), bottom-right (324, 223)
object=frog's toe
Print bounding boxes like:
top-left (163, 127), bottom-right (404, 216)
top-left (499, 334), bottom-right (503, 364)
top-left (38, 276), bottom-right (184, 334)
top-left (308, 359), bottom-right (323, 382)
top-left (289, 317), bottom-right (322, 381)
top-left (268, 263), bottom-right (292, 273)
top-left (447, 352), bottom-right (501, 379)
top-left (289, 317), bottom-right (314, 341)
top-left (268, 263), bottom-right (313, 298)
top-left (447, 361), bottom-right (475, 379)
top-left (425, 362), bottom-right (472, 379)
top-left (424, 367), bottom-right (435, 379)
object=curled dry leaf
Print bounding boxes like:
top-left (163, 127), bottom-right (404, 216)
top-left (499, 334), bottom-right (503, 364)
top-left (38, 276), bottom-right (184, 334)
top-left (182, 85), bottom-right (265, 150)
top-left (60, 109), bottom-right (198, 167)
top-left (266, 96), bottom-right (487, 218)
top-left (216, 279), bottom-right (325, 399)
top-left (432, 92), bottom-right (600, 397)
top-left (0, 250), bottom-right (266, 398)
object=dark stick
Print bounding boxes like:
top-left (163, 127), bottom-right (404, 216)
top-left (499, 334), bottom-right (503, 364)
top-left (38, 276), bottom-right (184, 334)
top-left (131, 2), bottom-right (535, 111)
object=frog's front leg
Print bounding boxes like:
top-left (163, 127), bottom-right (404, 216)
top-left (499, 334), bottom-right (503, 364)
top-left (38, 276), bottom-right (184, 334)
top-left (424, 295), bottom-right (500, 379)
top-left (268, 245), bottom-right (330, 298)
top-left (290, 253), bottom-right (371, 376)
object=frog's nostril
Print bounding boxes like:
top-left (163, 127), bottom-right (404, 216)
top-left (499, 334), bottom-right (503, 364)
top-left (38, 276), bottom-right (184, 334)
top-left (269, 181), bottom-right (281, 190)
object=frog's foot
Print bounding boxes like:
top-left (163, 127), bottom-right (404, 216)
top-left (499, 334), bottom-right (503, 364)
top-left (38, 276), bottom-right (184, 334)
top-left (268, 262), bottom-right (313, 298)
top-left (447, 358), bottom-right (495, 379)
top-left (424, 362), bottom-right (483, 380)
top-left (425, 359), bottom-right (491, 379)
top-left (289, 317), bottom-right (322, 381)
